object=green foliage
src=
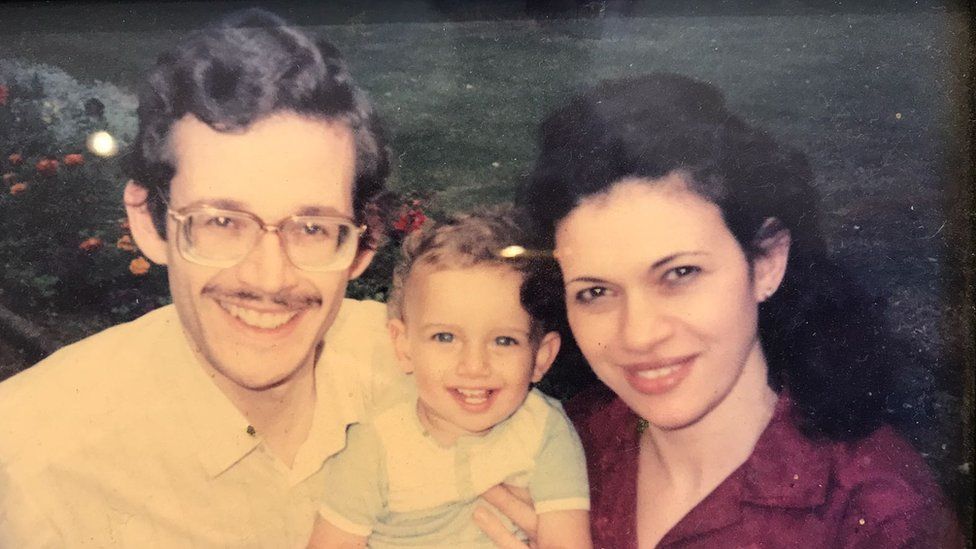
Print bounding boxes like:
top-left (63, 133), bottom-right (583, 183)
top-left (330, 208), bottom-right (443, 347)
top-left (0, 60), bottom-right (167, 322)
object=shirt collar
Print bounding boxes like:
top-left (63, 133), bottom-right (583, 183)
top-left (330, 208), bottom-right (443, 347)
top-left (737, 392), bottom-right (832, 509)
top-left (660, 393), bottom-right (832, 545)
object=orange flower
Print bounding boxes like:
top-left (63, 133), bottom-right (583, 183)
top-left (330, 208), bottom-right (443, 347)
top-left (79, 237), bottom-right (103, 251)
top-left (116, 234), bottom-right (138, 252)
top-left (129, 256), bottom-right (151, 276)
top-left (0, 84), bottom-right (8, 106)
top-left (118, 219), bottom-right (131, 231)
top-left (35, 158), bottom-right (58, 177)
top-left (7, 153), bottom-right (21, 166)
top-left (64, 153), bottom-right (84, 167)
top-left (2, 173), bottom-right (15, 184)
top-left (9, 182), bottom-right (27, 195)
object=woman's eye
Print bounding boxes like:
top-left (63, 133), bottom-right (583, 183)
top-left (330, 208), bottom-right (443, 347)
top-left (494, 336), bottom-right (519, 347)
top-left (432, 332), bottom-right (454, 343)
top-left (574, 286), bottom-right (609, 304)
top-left (663, 265), bottom-right (701, 283)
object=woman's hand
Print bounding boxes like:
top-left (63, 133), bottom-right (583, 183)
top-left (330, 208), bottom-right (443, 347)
top-left (475, 484), bottom-right (539, 549)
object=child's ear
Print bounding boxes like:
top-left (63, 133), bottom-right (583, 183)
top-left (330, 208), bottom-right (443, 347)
top-left (388, 318), bottom-right (414, 374)
top-left (530, 331), bottom-right (561, 383)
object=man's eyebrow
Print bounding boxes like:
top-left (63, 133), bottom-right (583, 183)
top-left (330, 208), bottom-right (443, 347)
top-left (294, 205), bottom-right (349, 217)
top-left (179, 198), bottom-right (248, 211)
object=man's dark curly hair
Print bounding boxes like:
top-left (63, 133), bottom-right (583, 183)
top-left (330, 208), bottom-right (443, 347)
top-left (520, 72), bottom-right (897, 441)
top-left (128, 8), bottom-right (390, 248)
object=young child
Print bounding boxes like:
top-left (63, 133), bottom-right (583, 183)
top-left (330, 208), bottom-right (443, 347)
top-left (308, 207), bottom-right (591, 548)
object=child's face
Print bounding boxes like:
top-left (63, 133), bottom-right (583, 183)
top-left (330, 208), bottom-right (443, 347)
top-left (390, 264), bottom-right (560, 445)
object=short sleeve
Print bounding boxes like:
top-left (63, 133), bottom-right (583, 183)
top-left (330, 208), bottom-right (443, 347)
top-left (528, 403), bottom-right (590, 514)
top-left (318, 423), bottom-right (388, 537)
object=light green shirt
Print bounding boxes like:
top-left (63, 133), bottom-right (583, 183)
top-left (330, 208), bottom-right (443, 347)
top-left (319, 388), bottom-right (589, 548)
top-left (0, 300), bottom-right (406, 548)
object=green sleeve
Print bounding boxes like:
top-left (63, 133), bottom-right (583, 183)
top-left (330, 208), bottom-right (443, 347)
top-left (528, 401), bottom-right (590, 514)
top-left (318, 423), bottom-right (387, 536)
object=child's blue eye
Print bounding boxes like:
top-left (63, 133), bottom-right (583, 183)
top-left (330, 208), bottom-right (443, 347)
top-left (432, 332), bottom-right (454, 343)
top-left (494, 336), bottom-right (519, 347)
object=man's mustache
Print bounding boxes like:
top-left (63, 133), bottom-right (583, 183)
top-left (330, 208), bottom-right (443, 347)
top-left (201, 285), bottom-right (323, 308)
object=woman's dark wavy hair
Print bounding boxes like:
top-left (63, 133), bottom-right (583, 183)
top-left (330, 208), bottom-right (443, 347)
top-left (128, 8), bottom-right (391, 248)
top-left (520, 72), bottom-right (896, 441)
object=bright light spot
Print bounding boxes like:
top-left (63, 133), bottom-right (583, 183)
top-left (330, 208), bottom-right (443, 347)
top-left (499, 245), bottom-right (526, 258)
top-left (87, 131), bottom-right (118, 157)
top-left (895, 112), bottom-right (902, 120)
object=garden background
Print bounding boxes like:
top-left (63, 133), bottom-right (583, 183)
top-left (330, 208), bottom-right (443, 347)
top-left (1, 0), bottom-right (973, 535)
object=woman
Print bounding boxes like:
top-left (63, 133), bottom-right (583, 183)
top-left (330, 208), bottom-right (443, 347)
top-left (480, 73), bottom-right (961, 548)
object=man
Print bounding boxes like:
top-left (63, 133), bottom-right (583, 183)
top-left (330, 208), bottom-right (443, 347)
top-left (0, 9), bottom-right (405, 547)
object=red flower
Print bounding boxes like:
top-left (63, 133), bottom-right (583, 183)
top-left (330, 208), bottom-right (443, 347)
top-left (35, 158), bottom-right (59, 177)
top-left (64, 153), bottom-right (84, 167)
top-left (129, 256), bottom-right (151, 276)
top-left (116, 234), bottom-right (138, 252)
top-left (7, 153), bottom-right (22, 166)
top-left (0, 84), bottom-right (9, 106)
top-left (393, 209), bottom-right (427, 234)
top-left (9, 182), bottom-right (27, 195)
top-left (79, 237), bottom-right (103, 251)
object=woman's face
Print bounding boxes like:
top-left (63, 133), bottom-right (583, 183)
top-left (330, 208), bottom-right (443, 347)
top-left (555, 175), bottom-right (783, 430)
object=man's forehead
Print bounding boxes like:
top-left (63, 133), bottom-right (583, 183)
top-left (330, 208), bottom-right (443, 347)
top-left (165, 111), bottom-right (357, 214)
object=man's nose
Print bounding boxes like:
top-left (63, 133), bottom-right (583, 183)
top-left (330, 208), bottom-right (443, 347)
top-left (234, 230), bottom-right (299, 294)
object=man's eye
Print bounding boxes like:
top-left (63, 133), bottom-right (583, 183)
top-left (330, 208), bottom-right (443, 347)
top-left (207, 216), bottom-right (236, 229)
top-left (301, 222), bottom-right (331, 237)
top-left (494, 336), bottom-right (519, 347)
top-left (574, 286), bottom-right (609, 304)
top-left (663, 265), bottom-right (701, 283)
top-left (432, 332), bottom-right (454, 343)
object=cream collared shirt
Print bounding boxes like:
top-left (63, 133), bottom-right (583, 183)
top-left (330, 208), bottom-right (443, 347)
top-left (0, 299), bottom-right (406, 548)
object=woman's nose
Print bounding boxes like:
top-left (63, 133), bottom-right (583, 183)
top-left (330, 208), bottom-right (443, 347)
top-left (620, 293), bottom-right (674, 351)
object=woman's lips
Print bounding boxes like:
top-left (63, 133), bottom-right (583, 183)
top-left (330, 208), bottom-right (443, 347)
top-left (624, 355), bottom-right (696, 395)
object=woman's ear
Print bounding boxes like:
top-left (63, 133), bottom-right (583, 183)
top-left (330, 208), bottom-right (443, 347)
top-left (531, 331), bottom-right (562, 383)
top-left (751, 218), bottom-right (791, 302)
top-left (124, 180), bottom-right (168, 265)
top-left (388, 318), bottom-right (414, 374)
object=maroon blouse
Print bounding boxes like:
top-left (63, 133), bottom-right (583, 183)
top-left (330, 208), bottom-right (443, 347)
top-left (566, 386), bottom-right (962, 549)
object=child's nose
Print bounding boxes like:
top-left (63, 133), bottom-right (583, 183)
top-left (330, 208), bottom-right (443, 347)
top-left (456, 346), bottom-right (490, 377)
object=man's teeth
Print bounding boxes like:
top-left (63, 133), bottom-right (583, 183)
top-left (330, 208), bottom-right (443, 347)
top-left (636, 365), bottom-right (681, 380)
top-left (222, 303), bottom-right (297, 329)
top-left (456, 388), bottom-right (491, 404)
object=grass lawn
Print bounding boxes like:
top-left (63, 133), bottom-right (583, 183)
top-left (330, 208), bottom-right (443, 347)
top-left (1, 5), bottom-right (972, 524)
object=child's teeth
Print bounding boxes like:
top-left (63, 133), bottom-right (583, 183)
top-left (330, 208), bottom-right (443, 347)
top-left (223, 303), bottom-right (296, 329)
top-left (636, 366), bottom-right (680, 380)
top-left (457, 389), bottom-right (490, 403)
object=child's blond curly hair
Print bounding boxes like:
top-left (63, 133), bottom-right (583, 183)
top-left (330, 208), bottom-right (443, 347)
top-left (387, 204), bottom-right (552, 341)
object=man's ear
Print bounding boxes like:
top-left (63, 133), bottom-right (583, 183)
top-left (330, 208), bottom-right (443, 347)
top-left (388, 318), bottom-right (413, 374)
top-left (530, 331), bottom-right (561, 383)
top-left (348, 248), bottom-right (377, 280)
top-left (751, 218), bottom-right (791, 302)
top-left (124, 180), bottom-right (168, 265)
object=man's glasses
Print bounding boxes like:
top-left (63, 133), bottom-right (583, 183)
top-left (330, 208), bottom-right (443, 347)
top-left (167, 206), bottom-right (365, 272)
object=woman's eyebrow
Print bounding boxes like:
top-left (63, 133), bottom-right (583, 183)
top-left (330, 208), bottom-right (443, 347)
top-left (651, 251), bottom-right (708, 270)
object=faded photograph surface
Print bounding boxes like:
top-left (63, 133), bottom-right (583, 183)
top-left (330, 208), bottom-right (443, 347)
top-left (0, 1), bottom-right (972, 547)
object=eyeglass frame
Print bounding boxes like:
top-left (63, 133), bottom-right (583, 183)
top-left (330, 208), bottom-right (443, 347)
top-left (165, 204), bottom-right (367, 272)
